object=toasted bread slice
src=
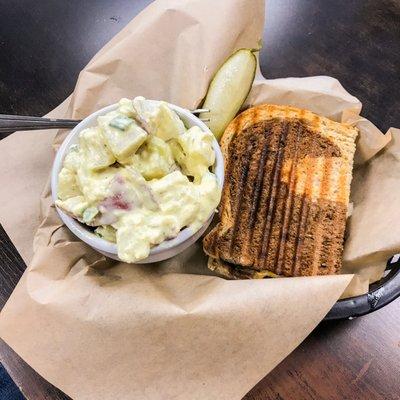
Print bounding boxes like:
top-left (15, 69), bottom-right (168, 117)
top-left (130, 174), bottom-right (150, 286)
top-left (203, 104), bottom-right (358, 277)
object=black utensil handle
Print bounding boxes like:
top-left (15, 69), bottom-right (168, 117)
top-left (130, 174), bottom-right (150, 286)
top-left (0, 119), bottom-right (79, 132)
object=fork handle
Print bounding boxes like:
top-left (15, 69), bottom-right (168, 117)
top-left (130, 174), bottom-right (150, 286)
top-left (0, 107), bottom-right (209, 134)
top-left (0, 119), bottom-right (80, 133)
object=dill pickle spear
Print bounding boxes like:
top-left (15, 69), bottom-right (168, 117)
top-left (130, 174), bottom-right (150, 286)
top-left (200, 49), bottom-right (257, 141)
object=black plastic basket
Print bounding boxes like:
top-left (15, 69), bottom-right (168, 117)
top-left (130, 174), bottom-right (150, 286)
top-left (325, 255), bottom-right (400, 320)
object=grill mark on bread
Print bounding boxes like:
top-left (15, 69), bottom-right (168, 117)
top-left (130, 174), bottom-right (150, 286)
top-left (315, 158), bottom-right (333, 274)
top-left (228, 135), bottom-right (254, 258)
top-left (253, 147), bottom-right (277, 268)
top-left (263, 121), bottom-right (291, 272)
top-left (292, 163), bottom-right (312, 276)
top-left (209, 196), bottom-right (348, 279)
top-left (279, 160), bottom-right (298, 276)
top-left (203, 104), bottom-right (357, 278)
top-left (249, 140), bottom-right (270, 231)
top-left (275, 123), bottom-right (301, 275)
top-left (294, 131), bottom-right (318, 276)
top-left (259, 121), bottom-right (289, 269)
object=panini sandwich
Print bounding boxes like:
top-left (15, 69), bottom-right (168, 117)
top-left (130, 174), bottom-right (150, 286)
top-left (203, 104), bottom-right (358, 278)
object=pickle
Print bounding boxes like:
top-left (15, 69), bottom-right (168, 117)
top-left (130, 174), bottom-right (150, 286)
top-left (200, 49), bottom-right (257, 141)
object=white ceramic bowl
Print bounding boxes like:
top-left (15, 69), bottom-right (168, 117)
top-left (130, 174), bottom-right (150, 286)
top-left (51, 102), bottom-right (224, 263)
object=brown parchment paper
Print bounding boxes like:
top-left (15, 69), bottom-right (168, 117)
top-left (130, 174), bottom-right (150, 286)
top-left (0, 0), bottom-right (399, 399)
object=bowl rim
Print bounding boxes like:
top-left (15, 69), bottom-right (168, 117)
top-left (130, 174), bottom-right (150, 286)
top-left (51, 100), bottom-right (224, 262)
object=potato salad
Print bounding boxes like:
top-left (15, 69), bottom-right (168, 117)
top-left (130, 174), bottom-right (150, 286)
top-left (56, 97), bottom-right (221, 262)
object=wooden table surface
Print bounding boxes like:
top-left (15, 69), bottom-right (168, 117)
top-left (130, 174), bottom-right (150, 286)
top-left (1, 1), bottom-right (399, 399)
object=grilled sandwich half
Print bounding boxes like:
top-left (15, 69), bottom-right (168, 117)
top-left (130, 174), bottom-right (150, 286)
top-left (203, 104), bottom-right (358, 278)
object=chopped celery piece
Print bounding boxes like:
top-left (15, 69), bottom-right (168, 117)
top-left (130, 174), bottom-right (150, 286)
top-left (95, 225), bottom-right (117, 243)
top-left (82, 206), bottom-right (99, 224)
top-left (110, 115), bottom-right (134, 131)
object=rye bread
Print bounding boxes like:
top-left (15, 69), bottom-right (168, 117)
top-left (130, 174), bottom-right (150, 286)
top-left (203, 104), bottom-right (358, 278)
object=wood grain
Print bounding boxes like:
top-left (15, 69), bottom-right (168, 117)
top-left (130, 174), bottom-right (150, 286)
top-left (244, 300), bottom-right (400, 400)
top-left (1, 1), bottom-right (400, 399)
top-left (0, 225), bottom-right (26, 308)
top-left (0, 225), bottom-right (70, 399)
